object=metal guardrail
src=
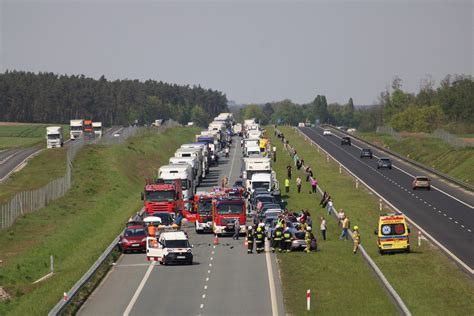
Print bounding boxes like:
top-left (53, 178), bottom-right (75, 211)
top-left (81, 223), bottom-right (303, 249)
top-left (289, 127), bottom-right (412, 315)
top-left (48, 209), bottom-right (144, 315)
top-left (322, 125), bottom-right (474, 192)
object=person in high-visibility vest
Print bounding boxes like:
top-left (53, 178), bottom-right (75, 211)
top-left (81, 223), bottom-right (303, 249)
top-left (272, 225), bottom-right (283, 253)
top-left (147, 223), bottom-right (156, 237)
top-left (304, 226), bottom-right (312, 253)
top-left (247, 226), bottom-right (254, 254)
top-left (255, 226), bottom-right (265, 253)
top-left (283, 227), bottom-right (292, 252)
top-left (284, 178), bottom-right (290, 193)
top-left (352, 226), bottom-right (361, 254)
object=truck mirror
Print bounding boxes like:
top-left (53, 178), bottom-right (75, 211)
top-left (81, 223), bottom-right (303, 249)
top-left (407, 228), bottom-right (411, 234)
top-left (141, 192), bottom-right (144, 200)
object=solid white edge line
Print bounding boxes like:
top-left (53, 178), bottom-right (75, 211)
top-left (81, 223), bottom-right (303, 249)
top-left (0, 148), bottom-right (43, 183)
top-left (300, 127), bottom-right (474, 275)
top-left (325, 127), bottom-right (473, 209)
top-left (265, 239), bottom-right (279, 316)
top-left (123, 262), bottom-right (154, 316)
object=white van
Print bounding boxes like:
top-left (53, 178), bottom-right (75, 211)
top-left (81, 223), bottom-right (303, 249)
top-left (245, 145), bottom-right (261, 157)
top-left (147, 231), bottom-right (193, 265)
top-left (158, 164), bottom-right (194, 200)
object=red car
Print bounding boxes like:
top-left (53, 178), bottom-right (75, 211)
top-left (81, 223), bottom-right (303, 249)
top-left (118, 225), bottom-right (147, 253)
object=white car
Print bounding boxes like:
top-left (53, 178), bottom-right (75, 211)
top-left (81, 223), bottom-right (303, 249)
top-left (113, 133), bottom-right (120, 137)
top-left (323, 129), bottom-right (332, 136)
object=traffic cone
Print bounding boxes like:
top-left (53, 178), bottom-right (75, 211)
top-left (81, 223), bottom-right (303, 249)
top-left (244, 238), bottom-right (248, 247)
top-left (213, 234), bottom-right (219, 245)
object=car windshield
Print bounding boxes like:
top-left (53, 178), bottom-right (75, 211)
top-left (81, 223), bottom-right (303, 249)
top-left (294, 231), bottom-right (305, 239)
top-left (152, 214), bottom-right (172, 225)
top-left (71, 126), bottom-right (82, 131)
top-left (381, 159), bottom-right (390, 162)
top-left (162, 179), bottom-right (189, 190)
top-left (257, 196), bottom-right (274, 203)
top-left (416, 177), bottom-right (428, 181)
top-left (234, 181), bottom-right (243, 187)
top-left (163, 239), bottom-right (190, 248)
top-left (47, 134), bottom-right (61, 139)
top-left (124, 227), bottom-right (146, 237)
top-left (217, 203), bottom-right (243, 215)
top-left (381, 223), bottom-right (406, 235)
top-left (253, 182), bottom-right (270, 190)
top-left (198, 201), bottom-right (213, 214)
top-left (146, 190), bottom-right (175, 202)
top-left (363, 149), bottom-right (371, 153)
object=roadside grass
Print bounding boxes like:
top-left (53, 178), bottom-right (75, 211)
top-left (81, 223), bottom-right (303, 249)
top-left (357, 132), bottom-right (474, 185)
top-left (0, 127), bottom-right (199, 315)
top-left (0, 148), bottom-right (67, 203)
top-left (0, 124), bottom-right (70, 149)
top-left (274, 126), bottom-right (474, 315)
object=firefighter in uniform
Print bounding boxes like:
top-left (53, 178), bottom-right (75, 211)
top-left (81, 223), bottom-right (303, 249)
top-left (304, 226), bottom-right (312, 253)
top-left (247, 226), bottom-right (255, 254)
top-left (283, 227), bottom-right (292, 253)
top-left (255, 226), bottom-right (265, 253)
top-left (352, 226), bottom-right (360, 254)
top-left (272, 225), bottom-right (283, 253)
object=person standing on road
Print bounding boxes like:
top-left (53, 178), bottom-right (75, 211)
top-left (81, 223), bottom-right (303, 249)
top-left (272, 225), bottom-right (283, 253)
top-left (296, 176), bottom-right (302, 193)
top-left (221, 175), bottom-right (229, 188)
top-left (310, 178), bottom-right (318, 194)
top-left (233, 218), bottom-right (241, 240)
top-left (352, 226), bottom-right (361, 253)
top-left (174, 212), bottom-right (183, 230)
top-left (320, 217), bottom-right (327, 240)
top-left (247, 226), bottom-right (255, 254)
top-left (340, 216), bottom-right (350, 240)
top-left (255, 226), bottom-right (265, 253)
top-left (283, 227), bottom-right (292, 252)
top-left (285, 178), bottom-right (290, 193)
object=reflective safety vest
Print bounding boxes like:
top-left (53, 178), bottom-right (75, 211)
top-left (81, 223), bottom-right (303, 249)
top-left (247, 232), bottom-right (254, 242)
top-left (353, 231), bottom-right (360, 242)
top-left (256, 233), bottom-right (264, 240)
top-left (274, 230), bottom-right (283, 241)
top-left (305, 231), bottom-right (311, 242)
top-left (283, 232), bottom-right (292, 242)
top-left (285, 179), bottom-right (290, 187)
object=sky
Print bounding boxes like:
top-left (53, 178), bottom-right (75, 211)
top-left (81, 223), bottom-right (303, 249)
top-left (1, 0), bottom-right (473, 105)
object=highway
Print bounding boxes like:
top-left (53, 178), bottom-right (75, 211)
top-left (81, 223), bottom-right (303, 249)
top-left (0, 147), bottom-right (42, 182)
top-left (299, 126), bottom-right (474, 272)
top-left (78, 137), bottom-right (285, 316)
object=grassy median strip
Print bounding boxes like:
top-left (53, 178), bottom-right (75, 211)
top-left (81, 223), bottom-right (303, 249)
top-left (357, 131), bottom-right (474, 185)
top-left (0, 127), bottom-right (198, 315)
top-left (273, 126), bottom-right (474, 315)
top-left (0, 124), bottom-right (70, 149)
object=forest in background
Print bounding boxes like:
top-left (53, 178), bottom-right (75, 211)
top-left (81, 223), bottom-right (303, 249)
top-left (0, 71), bottom-right (228, 127)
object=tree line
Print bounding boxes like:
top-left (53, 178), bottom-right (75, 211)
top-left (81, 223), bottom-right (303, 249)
top-left (238, 74), bottom-right (473, 133)
top-left (0, 71), bottom-right (228, 127)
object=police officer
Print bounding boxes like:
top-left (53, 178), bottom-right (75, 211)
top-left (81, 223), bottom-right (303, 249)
top-left (247, 226), bottom-right (255, 254)
top-left (304, 226), bottom-right (312, 253)
top-left (255, 226), bottom-right (265, 253)
top-left (272, 225), bottom-right (283, 253)
top-left (283, 227), bottom-right (292, 253)
top-left (352, 226), bottom-right (361, 254)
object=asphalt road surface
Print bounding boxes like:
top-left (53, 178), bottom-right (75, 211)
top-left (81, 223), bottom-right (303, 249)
top-left (78, 137), bottom-right (285, 316)
top-left (299, 126), bottom-right (474, 272)
top-left (0, 147), bottom-right (42, 182)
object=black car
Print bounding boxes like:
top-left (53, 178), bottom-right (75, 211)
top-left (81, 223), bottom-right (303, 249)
top-left (233, 179), bottom-right (243, 187)
top-left (377, 157), bottom-right (392, 169)
top-left (360, 148), bottom-right (373, 159)
top-left (341, 137), bottom-right (351, 145)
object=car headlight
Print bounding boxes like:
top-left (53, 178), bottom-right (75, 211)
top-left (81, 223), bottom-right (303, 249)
top-left (142, 238), bottom-right (147, 242)
top-left (122, 238), bottom-right (129, 243)
top-left (187, 249), bottom-right (192, 253)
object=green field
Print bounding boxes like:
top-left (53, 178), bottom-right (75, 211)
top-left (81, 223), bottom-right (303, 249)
top-left (356, 132), bottom-right (474, 185)
top-left (272, 127), bottom-right (474, 315)
top-left (0, 127), bottom-right (199, 315)
top-left (0, 124), bottom-right (70, 149)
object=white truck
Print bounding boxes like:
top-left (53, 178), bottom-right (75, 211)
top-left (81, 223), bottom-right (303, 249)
top-left (242, 157), bottom-right (271, 189)
top-left (244, 119), bottom-right (256, 129)
top-left (180, 143), bottom-right (208, 179)
top-left (200, 130), bottom-right (221, 152)
top-left (244, 145), bottom-right (261, 157)
top-left (46, 126), bottom-right (64, 149)
top-left (92, 122), bottom-right (102, 138)
top-left (169, 156), bottom-right (201, 184)
top-left (174, 148), bottom-right (203, 184)
top-left (233, 123), bottom-right (243, 135)
top-left (69, 119), bottom-right (83, 140)
top-left (158, 164), bottom-right (195, 200)
top-left (146, 230), bottom-right (193, 265)
top-left (249, 171), bottom-right (280, 193)
top-left (208, 121), bottom-right (227, 144)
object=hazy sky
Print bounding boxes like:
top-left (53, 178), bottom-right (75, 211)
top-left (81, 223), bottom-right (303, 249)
top-left (1, 0), bottom-right (473, 105)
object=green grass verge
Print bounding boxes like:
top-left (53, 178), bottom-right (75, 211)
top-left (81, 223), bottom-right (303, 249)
top-left (0, 127), bottom-right (199, 315)
top-left (357, 132), bottom-right (474, 185)
top-left (273, 126), bottom-right (474, 315)
top-left (0, 124), bottom-right (70, 149)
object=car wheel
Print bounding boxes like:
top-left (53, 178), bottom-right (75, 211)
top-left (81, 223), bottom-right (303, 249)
top-left (188, 260), bottom-right (193, 265)
top-left (427, 187), bottom-right (431, 191)
top-left (379, 249), bottom-right (384, 255)
top-left (377, 166), bottom-right (380, 169)
top-left (413, 187), bottom-right (416, 190)
top-left (389, 166), bottom-right (392, 169)
top-left (406, 246), bottom-right (411, 253)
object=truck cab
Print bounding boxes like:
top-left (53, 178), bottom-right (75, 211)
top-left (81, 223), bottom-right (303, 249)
top-left (92, 122), bottom-right (102, 138)
top-left (46, 126), bottom-right (64, 148)
top-left (141, 181), bottom-right (183, 215)
top-left (194, 194), bottom-right (214, 233)
top-left (242, 157), bottom-right (272, 189)
top-left (158, 164), bottom-right (194, 200)
top-left (180, 143), bottom-right (208, 179)
top-left (147, 231), bottom-right (193, 265)
top-left (212, 198), bottom-right (246, 236)
top-left (70, 119), bottom-right (83, 140)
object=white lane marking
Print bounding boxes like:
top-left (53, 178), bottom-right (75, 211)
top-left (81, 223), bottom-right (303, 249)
top-left (206, 277), bottom-right (209, 281)
top-left (207, 270), bottom-right (211, 274)
top-left (468, 229), bottom-right (472, 233)
top-left (204, 285), bottom-right (208, 290)
top-left (213, 245), bottom-right (216, 249)
top-left (210, 257), bottom-right (213, 260)
top-left (209, 263), bottom-right (212, 267)
top-left (115, 263), bottom-right (151, 267)
top-left (325, 128), bottom-right (473, 209)
top-left (200, 304), bottom-right (204, 309)
top-left (202, 294), bottom-right (206, 299)
top-left (265, 240), bottom-right (279, 316)
top-left (211, 251), bottom-right (215, 254)
top-left (461, 225), bottom-right (465, 228)
top-left (123, 262), bottom-right (154, 316)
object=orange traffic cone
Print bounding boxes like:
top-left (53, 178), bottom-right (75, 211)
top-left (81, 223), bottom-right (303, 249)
top-left (214, 234), bottom-right (219, 245)
top-left (244, 238), bottom-right (248, 247)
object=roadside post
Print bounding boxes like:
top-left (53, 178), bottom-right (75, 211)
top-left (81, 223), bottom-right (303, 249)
top-left (306, 289), bottom-right (311, 311)
top-left (418, 231), bottom-right (422, 247)
top-left (379, 199), bottom-right (383, 211)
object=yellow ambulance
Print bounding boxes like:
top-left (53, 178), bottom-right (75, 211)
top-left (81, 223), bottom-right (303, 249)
top-left (375, 213), bottom-right (410, 254)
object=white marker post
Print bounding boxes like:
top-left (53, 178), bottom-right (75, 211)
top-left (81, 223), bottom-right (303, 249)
top-left (326, 155), bottom-right (329, 163)
top-left (418, 231), bottom-right (421, 247)
top-left (379, 199), bottom-right (383, 211)
top-left (306, 289), bottom-right (311, 311)
top-left (356, 179), bottom-right (359, 189)
top-left (339, 164), bottom-right (342, 174)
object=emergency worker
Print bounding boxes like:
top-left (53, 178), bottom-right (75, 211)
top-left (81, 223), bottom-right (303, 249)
top-left (283, 227), bottom-right (292, 252)
top-left (147, 223), bottom-right (157, 237)
top-left (272, 225), bottom-right (283, 253)
top-left (304, 226), bottom-right (312, 253)
top-left (352, 226), bottom-right (361, 254)
top-left (247, 226), bottom-right (255, 254)
top-left (255, 227), bottom-right (265, 253)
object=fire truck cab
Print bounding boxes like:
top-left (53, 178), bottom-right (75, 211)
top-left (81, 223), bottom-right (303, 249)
top-left (212, 197), bottom-right (246, 236)
top-left (141, 180), bottom-right (183, 215)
